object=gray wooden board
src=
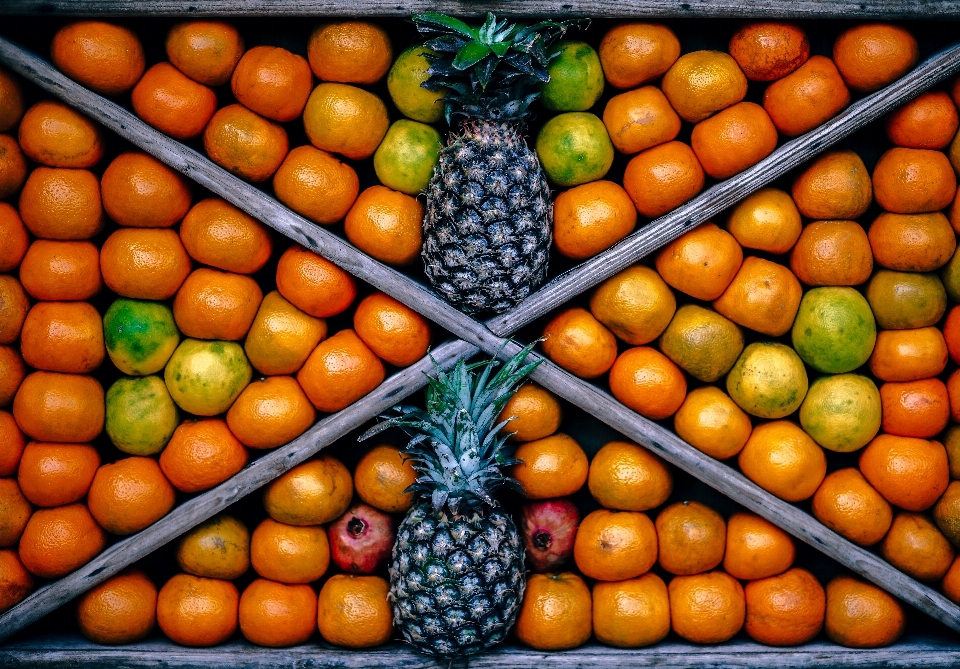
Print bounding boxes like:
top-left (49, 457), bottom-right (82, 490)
top-left (0, 0), bottom-right (959, 18)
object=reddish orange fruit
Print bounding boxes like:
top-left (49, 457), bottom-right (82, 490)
top-left (19, 240), bottom-right (103, 301)
top-left (13, 371), bottom-right (104, 443)
top-left (598, 23), bottom-right (680, 90)
top-left (159, 418), bottom-right (249, 493)
top-left (833, 23), bottom-right (918, 93)
top-left (18, 503), bottom-right (105, 578)
top-left (541, 307), bottom-right (618, 380)
top-left (17, 442), bottom-right (100, 508)
top-left (87, 457), bottom-right (176, 535)
top-left (353, 292), bottom-right (430, 367)
top-left (763, 56), bottom-right (850, 136)
top-left (76, 569), bottom-right (157, 645)
top-left (157, 574), bottom-right (239, 647)
top-left (232, 46), bottom-right (313, 123)
top-left (729, 22), bottom-right (810, 81)
top-left (885, 91), bottom-right (959, 150)
top-left (690, 102), bottom-right (778, 179)
top-left (655, 223), bottom-right (743, 301)
top-left (203, 104), bottom-right (289, 183)
top-left (132, 62), bottom-right (217, 140)
top-left (276, 246), bottom-right (356, 318)
top-left (18, 100), bottom-right (104, 169)
top-left (880, 378), bottom-right (950, 439)
top-left (608, 346), bottom-right (687, 420)
top-left (873, 147), bottom-right (956, 214)
top-left (744, 568), bottom-right (825, 646)
top-left (622, 141), bottom-right (705, 217)
top-left (18, 166), bottom-right (104, 240)
top-left (859, 434), bottom-right (949, 512)
top-left (101, 152), bottom-right (192, 229)
top-left (50, 21), bottom-right (145, 95)
top-left (166, 21), bottom-right (245, 86)
top-left (296, 329), bottom-right (385, 413)
top-left (20, 301), bottom-right (105, 374)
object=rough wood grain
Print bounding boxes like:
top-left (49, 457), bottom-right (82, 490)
top-left (0, 0), bottom-right (959, 18)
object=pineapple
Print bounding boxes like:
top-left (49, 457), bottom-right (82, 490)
top-left (414, 13), bottom-right (583, 314)
top-left (360, 344), bottom-right (540, 657)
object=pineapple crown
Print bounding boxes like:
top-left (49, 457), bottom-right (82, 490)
top-left (412, 12), bottom-right (587, 125)
top-left (360, 343), bottom-right (541, 515)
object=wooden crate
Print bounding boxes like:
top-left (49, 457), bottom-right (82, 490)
top-left (2, 2), bottom-right (960, 664)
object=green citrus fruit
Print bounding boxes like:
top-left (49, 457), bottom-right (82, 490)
top-left (103, 298), bottom-right (180, 376)
top-left (658, 304), bottom-right (744, 382)
top-left (791, 287), bottom-right (877, 373)
top-left (726, 341), bottom-right (808, 419)
top-left (798, 373), bottom-right (881, 452)
top-left (164, 339), bottom-right (252, 416)
top-left (106, 375), bottom-right (179, 455)
top-left (866, 269), bottom-right (947, 330)
top-left (535, 112), bottom-right (614, 187)
top-left (941, 250), bottom-right (960, 303)
top-left (387, 46), bottom-right (445, 124)
top-left (944, 425), bottom-right (960, 479)
top-left (540, 41), bottom-right (605, 112)
top-left (373, 119), bottom-right (443, 195)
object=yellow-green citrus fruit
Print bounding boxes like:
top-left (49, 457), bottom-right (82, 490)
top-left (535, 112), bottom-right (614, 187)
top-left (791, 287), bottom-right (877, 373)
top-left (105, 375), bottom-right (179, 455)
top-left (386, 46), bottom-right (445, 124)
top-left (727, 341), bottom-right (808, 419)
top-left (176, 514), bottom-right (250, 580)
top-left (373, 119), bottom-right (442, 195)
top-left (658, 304), bottom-right (744, 382)
top-left (941, 250), bottom-right (960, 304)
top-left (103, 298), bottom-right (180, 376)
top-left (540, 41), bottom-right (605, 112)
top-left (799, 373), bottom-right (881, 452)
top-left (866, 270), bottom-right (947, 330)
top-left (164, 339), bottom-right (252, 416)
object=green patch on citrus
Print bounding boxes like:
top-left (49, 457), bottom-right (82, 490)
top-left (866, 270), bottom-right (947, 330)
top-left (103, 298), bottom-right (180, 376)
top-left (164, 339), bottom-right (252, 416)
top-left (540, 41), bottom-right (605, 112)
top-left (373, 119), bottom-right (443, 195)
top-left (941, 251), bottom-right (960, 304)
top-left (387, 46), bottom-right (445, 124)
top-left (106, 375), bottom-right (179, 455)
top-left (535, 112), bottom-right (614, 187)
top-left (791, 287), bottom-right (877, 373)
top-left (799, 373), bottom-right (881, 452)
top-left (726, 341), bottom-right (808, 419)
top-left (658, 304), bottom-right (744, 382)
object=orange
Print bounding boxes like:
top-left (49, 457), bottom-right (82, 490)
top-left (88, 457), bottom-right (176, 535)
top-left (691, 102), bottom-right (778, 179)
top-left (880, 378), bottom-right (950, 439)
top-left (231, 46), bottom-right (312, 123)
top-left (881, 512), bottom-right (954, 582)
top-left (250, 518), bottom-right (330, 583)
top-left (885, 91), bottom-right (959, 150)
top-left (175, 514), bottom-right (249, 580)
top-left (0, 66), bottom-right (23, 132)
top-left (159, 418), bottom-right (249, 493)
top-left (789, 220), bottom-right (874, 286)
top-left (659, 305), bottom-right (743, 383)
top-left (867, 270), bottom-right (946, 331)
top-left (825, 576), bottom-right (905, 648)
top-left (244, 291), bottom-right (326, 376)
top-left (0, 346), bottom-right (25, 407)
top-left (724, 511), bottom-right (795, 580)
top-left (0, 276), bottom-right (28, 346)
top-left (76, 569), bottom-right (157, 645)
top-left (0, 134), bottom-right (27, 200)
top-left (157, 574), bottom-right (239, 647)
top-left (17, 442), bottom-right (100, 507)
top-left (239, 579), bottom-right (316, 648)
top-left (949, 369), bottom-right (960, 423)
top-left (674, 386), bottom-right (752, 460)
top-left (948, 426), bottom-right (960, 479)
top-left (513, 433), bottom-right (589, 499)
top-left (132, 62), bottom-right (217, 140)
top-left (307, 21), bottom-right (393, 85)
top-left (654, 223), bottom-right (743, 301)
top-left (498, 383), bottom-right (563, 443)
top-left (173, 268), bottom-right (262, 341)
top-left (602, 86), bottom-right (681, 155)
top-left (745, 568), bottom-right (825, 646)
top-left (833, 23), bottom-right (918, 93)
top-left (661, 50), bottom-right (747, 123)
top-left (0, 549), bottom-right (32, 614)
top-left (870, 327), bottom-right (948, 383)
top-left (344, 185), bottom-right (423, 266)
top-left (791, 150), bottom-right (872, 220)
top-left (812, 468), bottom-right (892, 547)
top-left (933, 481), bottom-right (960, 547)
top-left (763, 55), bottom-right (850, 136)
top-left (621, 140), bottom-right (705, 217)
top-left (859, 434), bottom-right (949, 512)
top-left (50, 21), bottom-right (144, 96)
top-left (353, 292), bottom-right (430, 367)
top-left (0, 203), bottom-right (28, 272)
top-left (226, 376), bottom-right (315, 449)
top-left (516, 572), bottom-right (592, 651)
top-left (541, 307), bottom-right (617, 379)
top-left (18, 503), bottom-right (105, 578)
top-left (19, 166), bottom-right (103, 240)
top-left (303, 83), bottom-right (389, 161)
top-left (729, 22), bottom-right (810, 81)
top-left (317, 574), bottom-right (393, 648)
top-left (592, 573), bottom-right (669, 648)
top-left (869, 212), bottom-right (955, 272)
top-left (656, 501), bottom-right (725, 575)
top-left (180, 198), bottom-right (273, 274)
top-left (738, 421), bottom-right (826, 502)
top-left (713, 256), bottom-right (802, 336)
top-left (551, 180), bottom-right (637, 261)
top-left (203, 104), bottom-right (289, 182)
top-left (589, 264), bottom-right (676, 346)
top-left (0, 411), bottom-right (25, 476)
top-left (598, 23), bottom-right (680, 90)
top-left (573, 509), bottom-right (657, 581)
top-left (669, 571), bottom-right (745, 644)
top-left (100, 228), bottom-right (192, 300)
top-left (944, 556), bottom-right (960, 604)
top-left (20, 301), bottom-right (105, 373)
top-left (13, 371), bottom-right (104, 443)
top-left (276, 246), bottom-right (356, 318)
top-left (873, 147), bottom-right (956, 214)
top-left (726, 188), bottom-right (802, 254)
top-left (273, 145), bottom-right (360, 226)
top-left (19, 240), bottom-right (102, 301)
top-left (609, 346), bottom-right (687, 420)
top-left (18, 100), bottom-right (104, 168)
top-left (296, 329), bottom-right (385, 413)
top-left (101, 151), bottom-right (192, 229)
top-left (262, 455), bottom-right (352, 526)
top-left (587, 440), bottom-right (672, 511)
top-left (354, 444), bottom-right (417, 513)
top-left (166, 21), bottom-right (245, 86)
top-left (0, 479), bottom-right (30, 547)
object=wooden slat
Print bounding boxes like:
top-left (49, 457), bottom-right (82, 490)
top-left (0, 0), bottom-right (958, 18)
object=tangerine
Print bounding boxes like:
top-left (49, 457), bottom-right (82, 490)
top-left (159, 419), bottom-right (249, 493)
top-left (131, 62), bottom-right (217, 140)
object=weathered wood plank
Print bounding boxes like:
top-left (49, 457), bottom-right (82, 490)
top-left (0, 0), bottom-right (959, 18)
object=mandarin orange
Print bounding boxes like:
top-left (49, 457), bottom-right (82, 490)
top-left (498, 383), bottom-right (563, 443)
top-left (587, 440), bottom-right (672, 511)
top-left (609, 346), bottom-right (687, 420)
top-left (76, 569), bottom-right (157, 644)
top-left (262, 455), bottom-right (352, 526)
top-left (655, 223), bottom-right (743, 301)
top-left (541, 307), bottom-right (618, 379)
top-left (726, 188), bottom-right (802, 254)
top-left (592, 573), bottom-right (669, 648)
top-left (353, 292), bottom-right (430, 367)
top-left (296, 329), bottom-right (384, 413)
top-left (239, 579), bottom-right (317, 648)
top-left (669, 571), bottom-right (745, 644)
top-left (791, 150), bottom-right (872, 220)
top-left (713, 256), bottom-right (803, 336)
top-left (203, 104), bottom-right (289, 183)
top-left (673, 386), bottom-right (752, 460)
top-left (763, 56), bottom-right (850, 136)
top-left (226, 376), bottom-right (315, 449)
top-left (303, 83), bottom-right (389, 161)
top-left (812, 468), bottom-right (892, 547)
top-left (166, 21), bottom-right (245, 86)
top-left (724, 512), bottom-right (795, 580)
top-left (159, 419), bottom-right (249, 493)
top-left (316, 574), bottom-right (393, 648)
top-left (50, 21), bottom-right (144, 95)
top-left (0, 203), bottom-right (28, 272)
top-left (20, 301), bottom-right (105, 374)
top-left (18, 502), bottom-right (105, 578)
top-left (880, 378), bottom-right (950, 439)
top-left (19, 240), bottom-right (102, 301)
top-left (661, 50), bottom-right (747, 123)
top-left (353, 444), bottom-right (417, 513)
top-left (859, 434), bottom-right (949, 511)
top-left (589, 264), bottom-right (676, 346)
top-left (100, 228), bottom-right (192, 300)
top-left (552, 180), bottom-right (637, 260)
top-left (789, 220), bottom-right (874, 286)
top-left (231, 46), bottom-right (312, 123)
top-left (833, 23), bottom-right (918, 93)
top-left (18, 100), bottom-right (104, 168)
top-left (873, 147), bottom-right (956, 214)
top-left (825, 576), bottom-right (905, 648)
top-left (574, 509), bottom-right (657, 581)
top-left (173, 268), bottom-right (262, 341)
top-left (0, 549), bottom-right (33, 614)
top-left (250, 518), bottom-right (330, 584)
top-left (344, 185), bottom-right (423, 265)
top-left (885, 91), bottom-right (959, 150)
top-left (655, 501), bottom-right (725, 576)
top-left (738, 420), bottom-right (826, 502)
top-left (602, 86), bottom-right (680, 155)
top-left (87, 457), bottom-right (176, 535)
top-left (513, 433), bottom-right (589, 499)
top-left (156, 574), bottom-right (239, 647)
top-left (621, 141), bottom-right (705, 217)
top-left (744, 568), bottom-right (825, 646)
top-left (0, 134), bottom-right (27, 199)
top-left (598, 23), bottom-right (680, 90)
top-left (19, 166), bottom-right (103, 240)
top-left (516, 572), bottom-right (592, 651)
top-left (729, 22), bottom-right (810, 81)
top-left (17, 442), bottom-right (100, 508)
top-left (690, 102), bottom-right (778, 179)
top-left (244, 291), bottom-right (326, 376)
top-left (131, 62), bottom-right (217, 140)
top-left (276, 246), bottom-right (356, 318)
top-left (881, 512), bottom-right (954, 582)
top-left (13, 371), bottom-right (104, 443)
top-left (307, 21), bottom-right (393, 85)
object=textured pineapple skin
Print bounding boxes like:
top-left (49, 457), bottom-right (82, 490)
top-left (422, 120), bottom-right (552, 314)
top-left (389, 500), bottom-right (526, 657)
